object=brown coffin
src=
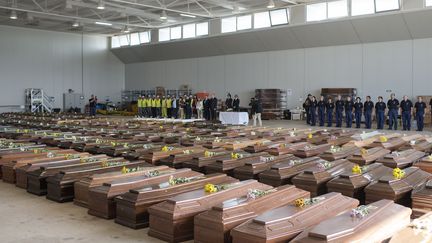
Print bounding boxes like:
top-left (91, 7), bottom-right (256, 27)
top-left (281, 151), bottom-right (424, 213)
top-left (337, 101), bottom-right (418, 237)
top-left (366, 137), bottom-right (406, 151)
top-left (243, 140), bottom-right (283, 153)
top-left (415, 155), bottom-right (432, 173)
top-left (265, 142), bottom-right (309, 156)
top-left (194, 185), bottom-right (310, 243)
top-left (222, 139), bottom-right (270, 151)
top-left (140, 146), bottom-right (186, 164)
top-left (233, 154), bottom-right (296, 180)
top-left (291, 159), bottom-right (356, 197)
top-left (376, 149), bottom-right (425, 168)
top-left (346, 147), bottom-right (391, 165)
top-left (411, 179), bottom-right (432, 218)
top-left (46, 160), bottom-right (151, 203)
top-left (157, 147), bottom-right (207, 168)
top-left (114, 173), bottom-right (237, 229)
top-left (147, 179), bottom-right (271, 243)
top-left (258, 157), bottom-right (324, 187)
top-left (230, 192), bottom-right (359, 243)
top-left (122, 143), bottom-right (164, 160)
top-left (364, 167), bottom-right (431, 207)
top-left (2, 149), bottom-right (80, 184)
top-left (291, 200), bottom-right (411, 243)
top-left (319, 146), bottom-right (359, 161)
top-left (389, 212), bottom-right (432, 243)
top-left (326, 163), bottom-right (392, 204)
top-left (205, 152), bottom-right (268, 176)
top-left (399, 139), bottom-right (432, 153)
top-left (182, 150), bottom-right (231, 172)
top-left (87, 168), bottom-right (201, 219)
top-left (73, 165), bottom-right (171, 208)
top-left (292, 144), bottom-right (332, 158)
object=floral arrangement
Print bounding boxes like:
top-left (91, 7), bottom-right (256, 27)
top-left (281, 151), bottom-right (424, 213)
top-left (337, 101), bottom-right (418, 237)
top-left (250, 131), bottom-right (256, 136)
top-left (379, 136), bottom-right (388, 143)
top-left (80, 157), bottom-right (97, 163)
top-left (260, 156), bottom-right (275, 162)
top-left (231, 152), bottom-right (244, 159)
top-left (329, 145), bottom-right (342, 153)
top-left (195, 136), bottom-right (201, 141)
top-left (214, 137), bottom-right (221, 143)
top-left (294, 197), bottom-right (322, 208)
top-left (204, 183), bottom-right (230, 193)
top-left (142, 144), bottom-right (153, 149)
top-left (352, 165), bottom-right (363, 174)
top-left (183, 149), bottom-right (193, 154)
top-left (393, 168), bottom-right (405, 179)
top-left (350, 205), bottom-right (376, 218)
top-left (246, 188), bottom-right (276, 200)
top-left (161, 146), bottom-right (174, 152)
top-left (168, 175), bottom-right (194, 186)
top-left (279, 143), bottom-right (287, 148)
top-left (289, 159), bottom-right (303, 166)
top-left (410, 216), bottom-right (432, 232)
top-left (204, 150), bottom-right (216, 157)
top-left (429, 155), bottom-right (432, 160)
top-left (289, 132), bottom-right (296, 137)
top-left (317, 161), bottom-right (332, 170)
top-left (121, 166), bottom-right (146, 174)
top-left (392, 151), bottom-right (401, 157)
top-left (100, 161), bottom-right (127, 168)
top-left (307, 133), bottom-right (313, 139)
top-left (360, 148), bottom-right (368, 155)
top-left (66, 154), bottom-right (80, 160)
top-left (47, 152), bottom-right (56, 158)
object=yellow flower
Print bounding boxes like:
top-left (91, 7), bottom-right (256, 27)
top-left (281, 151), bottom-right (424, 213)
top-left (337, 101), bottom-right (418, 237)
top-left (159, 125), bottom-right (163, 129)
top-left (231, 153), bottom-right (242, 159)
top-left (204, 184), bottom-right (217, 193)
top-left (379, 136), bottom-right (388, 143)
top-left (393, 168), bottom-right (405, 179)
top-left (279, 143), bottom-right (286, 148)
top-left (352, 165), bottom-right (362, 174)
top-left (121, 166), bottom-right (128, 174)
top-left (307, 133), bottom-right (313, 139)
top-left (361, 148), bottom-right (368, 155)
top-left (161, 146), bottom-right (169, 152)
top-left (295, 198), bottom-right (305, 207)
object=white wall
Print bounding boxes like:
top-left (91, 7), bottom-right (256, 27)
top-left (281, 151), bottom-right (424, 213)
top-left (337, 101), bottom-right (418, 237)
top-left (125, 38), bottom-right (432, 108)
top-left (0, 25), bottom-right (124, 112)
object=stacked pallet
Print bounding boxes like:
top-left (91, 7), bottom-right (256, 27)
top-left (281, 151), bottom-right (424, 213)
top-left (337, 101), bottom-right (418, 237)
top-left (255, 89), bottom-right (287, 120)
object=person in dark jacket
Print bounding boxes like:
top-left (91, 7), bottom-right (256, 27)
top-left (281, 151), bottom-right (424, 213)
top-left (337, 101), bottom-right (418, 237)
top-left (225, 93), bottom-right (233, 111)
top-left (415, 96), bottom-right (427, 131)
top-left (250, 97), bottom-right (262, 126)
top-left (326, 97), bottom-right (335, 127)
top-left (89, 94), bottom-right (97, 116)
top-left (317, 96), bottom-right (326, 127)
top-left (309, 96), bottom-right (318, 126)
top-left (345, 96), bottom-right (354, 128)
top-left (335, 95), bottom-right (344, 128)
top-left (203, 96), bottom-right (209, 120)
top-left (303, 94), bottom-right (312, 125)
top-left (354, 97), bottom-right (363, 129)
top-left (210, 94), bottom-right (218, 120)
top-left (400, 95), bottom-right (413, 131)
top-left (185, 95), bottom-right (192, 119)
top-left (387, 93), bottom-right (399, 130)
top-left (364, 96), bottom-right (374, 129)
top-left (233, 95), bottom-right (240, 112)
top-left (171, 97), bottom-right (178, 119)
top-left (375, 96), bottom-right (386, 130)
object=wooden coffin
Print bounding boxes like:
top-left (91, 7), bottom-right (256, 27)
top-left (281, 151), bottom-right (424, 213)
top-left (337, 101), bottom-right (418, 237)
top-left (292, 144), bottom-right (332, 158)
top-left (326, 135), bottom-right (354, 147)
top-left (258, 157), bottom-right (324, 187)
top-left (15, 153), bottom-right (97, 189)
top-left (1, 149), bottom-right (80, 184)
top-left (87, 168), bottom-right (200, 219)
top-left (291, 159), bottom-right (356, 197)
top-left (122, 143), bottom-right (164, 160)
top-left (243, 140), bottom-right (283, 153)
top-left (365, 167), bottom-right (431, 207)
top-left (415, 155), bottom-right (432, 173)
top-left (265, 142), bottom-right (309, 156)
top-left (194, 185), bottom-right (310, 243)
top-left (182, 150), bottom-right (231, 172)
top-left (147, 179), bottom-right (270, 243)
top-left (411, 180), bottom-right (432, 218)
top-left (230, 192), bottom-right (359, 243)
top-left (114, 173), bottom-right (237, 229)
top-left (73, 165), bottom-right (171, 208)
top-left (157, 147), bottom-right (207, 168)
top-left (45, 160), bottom-right (151, 203)
top-left (389, 212), bottom-right (432, 243)
top-left (399, 139), bottom-right (432, 153)
top-left (291, 200), bottom-right (411, 243)
top-left (319, 146), bottom-right (359, 161)
top-left (205, 152), bottom-right (268, 176)
top-left (140, 145), bottom-right (187, 164)
top-left (347, 147), bottom-right (391, 166)
top-left (326, 163), bottom-right (392, 204)
top-left (376, 149), bottom-right (425, 168)
top-left (222, 139), bottom-right (270, 151)
top-left (233, 154), bottom-right (296, 180)
top-left (367, 136), bottom-right (406, 151)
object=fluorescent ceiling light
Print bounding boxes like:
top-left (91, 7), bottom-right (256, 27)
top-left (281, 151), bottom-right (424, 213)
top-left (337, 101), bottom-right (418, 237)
top-left (180, 13), bottom-right (196, 18)
top-left (72, 20), bottom-right (80, 27)
top-left (160, 10), bottom-right (168, 20)
top-left (10, 10), bottom-right (17, 20)
top-left (267, 0), bottom-right (275, 9)
top-left (97, 0), bottom-right (105, 10)
top-left (95, 21), bottom-right (112, 26)
top-left (122, 26), bottom-right (130, 33)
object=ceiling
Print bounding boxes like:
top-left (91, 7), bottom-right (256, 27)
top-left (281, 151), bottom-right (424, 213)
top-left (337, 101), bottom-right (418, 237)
top-left (0, 0), bottom-right (300, 35)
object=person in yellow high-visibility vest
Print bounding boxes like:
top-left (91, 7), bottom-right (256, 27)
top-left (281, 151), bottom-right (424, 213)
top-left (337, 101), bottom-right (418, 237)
top-left (145, 95), bottom-right (152, 118)
top-left (166, 95), bottom-right (172, 118)
top-left (137, 96), bottom-right (143, 117)
top-left (161, 96), bottom-right (167, 118)
top-left (151, 95), bottom-right (157, 118)
top-left (155, 95), bottom-right (162, 118)
top-left (141, 95), bottom-right (148, 117)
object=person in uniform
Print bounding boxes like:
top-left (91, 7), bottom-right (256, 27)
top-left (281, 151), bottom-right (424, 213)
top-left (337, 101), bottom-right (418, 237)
top-left (364, 96), bottom-right (374, 129)
top-left (185, 95), bottom-right (192, 119)
top-left (375, 96), bottom-right (386, 130)
top-left (415, 96), bottom-right (427, 131)
top-left (233, 95), bottom-right (240, 112)
top-left (335, 95), bottom-right (344, 128)
top-left (137, 96), bottom-right (143, 117)
top-left (155, 95), bottom-right (162, 118)
top-left (400, 95), bottom-right (413, 131)
top-left (303, 94), bottom-right (312, 125)
top-left (166, 95), bottom-right (172, 118)
top-left (161, 96), bottom-right (167, 118)
top-left (354, 97), bottom-right (363, 129)
top-left (344, 96), bottom-right (354, 128)
top-left (145, 95), bottom-right (152, 117)
top-left (310, 96), bottom-right (318, 126)
top-left (142, 95), bottom-right (148, 117)
top-left (326, 96), bottom-right (335, 127)
top-left (225, 93), bottom-right (233, 111)
top-left (387, 93), bottom-right (399, 130)
top-left (151, 95), bottom-right (156, 118)
top-left (203, 96), bottom-right (209, 120)
top-left (317, 96), bottom-right (326, 127)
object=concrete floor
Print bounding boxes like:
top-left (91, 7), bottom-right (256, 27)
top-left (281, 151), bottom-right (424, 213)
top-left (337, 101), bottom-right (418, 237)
top-left (0, 119), bottom-right (431, 243)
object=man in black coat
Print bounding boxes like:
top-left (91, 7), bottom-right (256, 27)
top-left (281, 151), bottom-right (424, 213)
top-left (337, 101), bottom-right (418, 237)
top-left (203, 96), bottom-right (209, 120)
top-left (233, 95), bottom-right (240, 112)
top-left (210, 94), bottom-right (218, 120)
top-left (303, 94), bottom-right (312, 125)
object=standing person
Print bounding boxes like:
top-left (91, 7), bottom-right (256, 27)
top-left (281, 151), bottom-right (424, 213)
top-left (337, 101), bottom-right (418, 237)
top-left (326, 97), bottom-right (335, 127)
top-left (185, 95), bottom-right (192, 119)
top-left (137, 96), bottom-right (143, 117)
top-left (250, 97), bottom-right (263, 127)
top-left (196, 98), bottom-right (204, 119)
top-left (233, 95), bottom-right (240, 112)
top-left (303, 94), bottom-right (312, 125)
top-left (400, 95), bottom-right (413, 131)
top-left (171, 97), bottom-right (178, 119)
top-left (387, 93), bottom-right (399, 130)
top-left (151, 95), bottom-right (156, 118)
top-left (179, 96), bottom-right (185, 119)
top-left (89, 94), bottom-right (97, 116)
top-left (155, 95), bottom-right (162, 118)
top-left (317, 96), bottom-right (326, 127)
top-left (415, 96), bottom-right (427, 131)
top-left (364, 96), bottom-right (374, 129)
top-left (166, 95), bottom-right (172, 118)
top-left (310, 96), bottom-right (318, 126)
top-left (335, 95), bottom-right (344, 128)
top-left (145, 95), bottom-right (152, 117)
top-left (344, 96), bottom-right (354, 128)
top-left (142, 95), bottom-right (148, 117)
top-left (161, 96), bottom-right (167, 118)
top-left (210, 94), bottom-right (218, 121)
top-left (375, 96), bottom-right (386, 130)
top-left (225, 93), bottom-right (233, 111)
top-left (192, 95), bottom-right (197, 118)
top-left (203, 96), bottom-right (209, 120)
top-left (354, 97), bottom-right (363, 129)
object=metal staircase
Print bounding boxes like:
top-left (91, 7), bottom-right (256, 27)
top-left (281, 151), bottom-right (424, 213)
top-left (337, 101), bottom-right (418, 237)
top-left (25, 89), bottom-right (55, 113)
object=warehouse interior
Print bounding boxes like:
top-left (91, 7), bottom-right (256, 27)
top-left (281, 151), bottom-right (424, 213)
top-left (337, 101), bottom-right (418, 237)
top-left (1, 0), bottom-right (432, 242)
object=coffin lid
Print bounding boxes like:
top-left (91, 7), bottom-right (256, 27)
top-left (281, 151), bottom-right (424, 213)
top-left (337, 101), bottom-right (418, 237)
top-left (339, 163), bottom-right (383, 179)
top-left (270, 156), bottom-right (321, 170)
top-left (378, 167), bottom-right (419, 183)
top-left (304, 159), bottom-right (347, 175)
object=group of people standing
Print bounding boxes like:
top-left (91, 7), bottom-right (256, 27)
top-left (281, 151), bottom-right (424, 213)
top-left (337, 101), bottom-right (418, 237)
top-left (303, 93), bottom-right (431, 131)
top-left (137, 94), bottom-right (220, 120)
